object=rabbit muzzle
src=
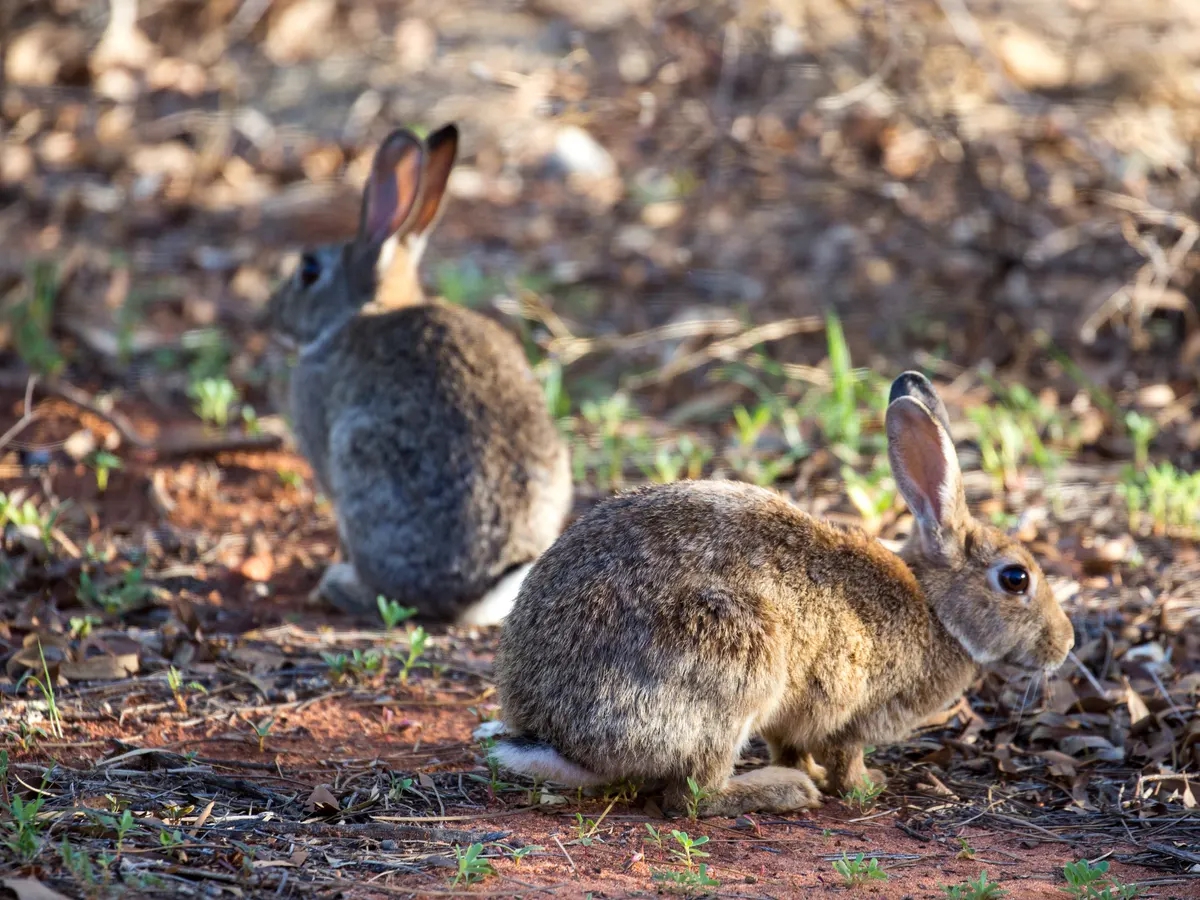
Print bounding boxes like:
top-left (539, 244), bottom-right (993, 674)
top-left (1004, 616), bottom-right (1074, 674)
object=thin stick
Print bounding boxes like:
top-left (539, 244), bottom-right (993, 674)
top-left (817, 5), bottom-right (902, 111)
top-left (1069, 651), bottom-right (1107, 697)
top-left (552, 834), bottom-right (576, 874)
top-left (624, 316), bottom-right (824, 390)
top-left (0, 375), bottom-right (38, 452)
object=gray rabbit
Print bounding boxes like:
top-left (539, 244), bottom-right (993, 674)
top-left (268, 124), bottom-right (572, 625)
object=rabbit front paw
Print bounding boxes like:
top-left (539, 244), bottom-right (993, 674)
top-left (820, 745), bottom-right (887, 796)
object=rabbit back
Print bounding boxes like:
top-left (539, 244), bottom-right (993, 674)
top-left (293, 302), bottom-right (571, 617)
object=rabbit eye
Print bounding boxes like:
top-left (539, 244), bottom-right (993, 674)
top-left (997, 565), bottom-right (1030, 594)
top-left (298, 253), bottom-right (322, 288)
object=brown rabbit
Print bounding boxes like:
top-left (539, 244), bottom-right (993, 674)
top-left (492, 372), bottom-right (1074, 816)
top-left (267, 125), bottom-right (572, 625)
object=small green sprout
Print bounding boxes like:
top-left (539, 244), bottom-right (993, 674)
top-left (668, 830), bottom-right (710, 869)
top-left (398, 626), bottom-right (429, 684)
top-left (833, 852), bottom-right (888, 887)
top-left (842, 774), bottom-right (884, 811)
top-left (451, 842), bottom-right (495, 886)
top-left (944, 871), bottom-right (1006, 899)
top-left (89, 451), bottom-right (122, 492)
top-left (377, 596), bottom-right (418, 630)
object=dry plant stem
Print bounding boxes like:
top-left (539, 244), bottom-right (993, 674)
top-left (816, 4), bottom-right (902, 112)
top-left (1078, 193), bottom-right (1200, 345)
top-left (623, 316), bottom-right (824, 389)
top-left (0, 375), bottom-right (38, 452)
top-left (1069, 650), bottom-right (1108, 697)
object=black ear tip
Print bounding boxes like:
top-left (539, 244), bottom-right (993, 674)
top-left (888, 371), bottom-right (933, 406)
top-left (376, 129), bottom-right (424, 162)
top-left (427, 123), bottom-right (459, 148)
top-left (888, 370), bottom-right (954, 434)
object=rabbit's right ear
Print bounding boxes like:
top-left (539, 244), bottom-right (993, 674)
top-left (359, 130), bottom-right (425, 248)
top-left (886, 372), bottom-right (968, 561)
top-left (408, 124), bottom-right (458, 238)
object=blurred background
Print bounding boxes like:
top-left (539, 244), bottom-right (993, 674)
top-left (2, 0), bottom-right (1200, 588)
top-left (1, 4), bottom-right (1199, 890)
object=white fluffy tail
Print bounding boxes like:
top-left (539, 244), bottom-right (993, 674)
top-left (490, 738), bottom-right (607, 787)
top-left (457, 563), bottom-right (533, 627)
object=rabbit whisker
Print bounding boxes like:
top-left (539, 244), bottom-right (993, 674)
top-left (1012, 673), bottom-right (1038, 736)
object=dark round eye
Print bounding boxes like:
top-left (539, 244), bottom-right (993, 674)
top-left (298, 253), bottom-right (322, 288)
top-left (997, 565), bottom-right (1030, 594)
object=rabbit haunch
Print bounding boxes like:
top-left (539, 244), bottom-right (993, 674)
top-left (494, 372), bottom-right (1074, 817)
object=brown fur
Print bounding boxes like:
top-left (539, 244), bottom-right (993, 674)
top-left (494, 373), bottom-right (1074, 815)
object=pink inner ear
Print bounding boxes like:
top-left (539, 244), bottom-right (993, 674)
top-left (888, 400), bottom-right (951, 524)
top-left (361, 137), bottom-right (423, 246)
top-left (409, 126), bottom-right (458, 236)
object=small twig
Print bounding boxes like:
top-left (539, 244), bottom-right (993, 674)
top-left (817, 6), bottom-right (902, 111)
top-left (151, 429), bottom-right (283, 458)
top-left (895, 821), bottom-right (933, 843)
top-left (1144, 666), bottom-right (1188, 724)
top-left (1069, 651), bottom-right (1108, 697)
top-left (1146, 843), bottom-right (1200, 866)
top-left (190, 799), bottom-right (216, 837)
top-left (372, 807), bottom-right (533, 824)
top-left (623, 316), bottom-right (824, 390)
top-left (983, 812), bottom-right (1072, 843)
top-left (208, 817), bottom-right (504, 845)
top-left (552, 834), bottom-right (576, 874)
top-left (0, 374), bottom-right (39, 452)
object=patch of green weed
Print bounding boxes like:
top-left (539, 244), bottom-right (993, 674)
top-left (833, 852), bottom-right (888, 887)
top-left (944, 870), bottom-right (1006, 899)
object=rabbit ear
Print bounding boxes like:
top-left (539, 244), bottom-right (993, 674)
top-left (408, 123), bottom-right (458, 238)
top-left (889, 370), bottom-right (953, 436)
top-left (886, 373), bottom-right (968, 559)
top-left (359, 129), bottom-right (425, 248)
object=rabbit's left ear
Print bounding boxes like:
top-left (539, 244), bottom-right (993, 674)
top-left (886, 372), bottom-right (968, 560)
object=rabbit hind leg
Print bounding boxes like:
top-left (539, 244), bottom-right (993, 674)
top-left (767, 741), bottom-right (829, 791)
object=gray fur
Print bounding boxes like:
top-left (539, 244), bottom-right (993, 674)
top-left (268, 124), bottom-right (572, 622)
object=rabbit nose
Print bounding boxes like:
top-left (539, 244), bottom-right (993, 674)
top-left (1057, 613), bottom-right (1076, 652)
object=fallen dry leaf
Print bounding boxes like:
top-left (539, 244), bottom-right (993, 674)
top-left (60, 653), bottom-right (139, 681)
top-left (1124, 677), bottom-right (1153, 728)
top-left (305, 785), bottom-right (340, 814)
top-left (240, 553), bottom-right (275, 583)
top-left (6, 633), bottom-right (69, 680)
top-left (1037, 749), bottom-right (1079, 779)
top-left (1060, 734), bottom-right (1126, 762)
